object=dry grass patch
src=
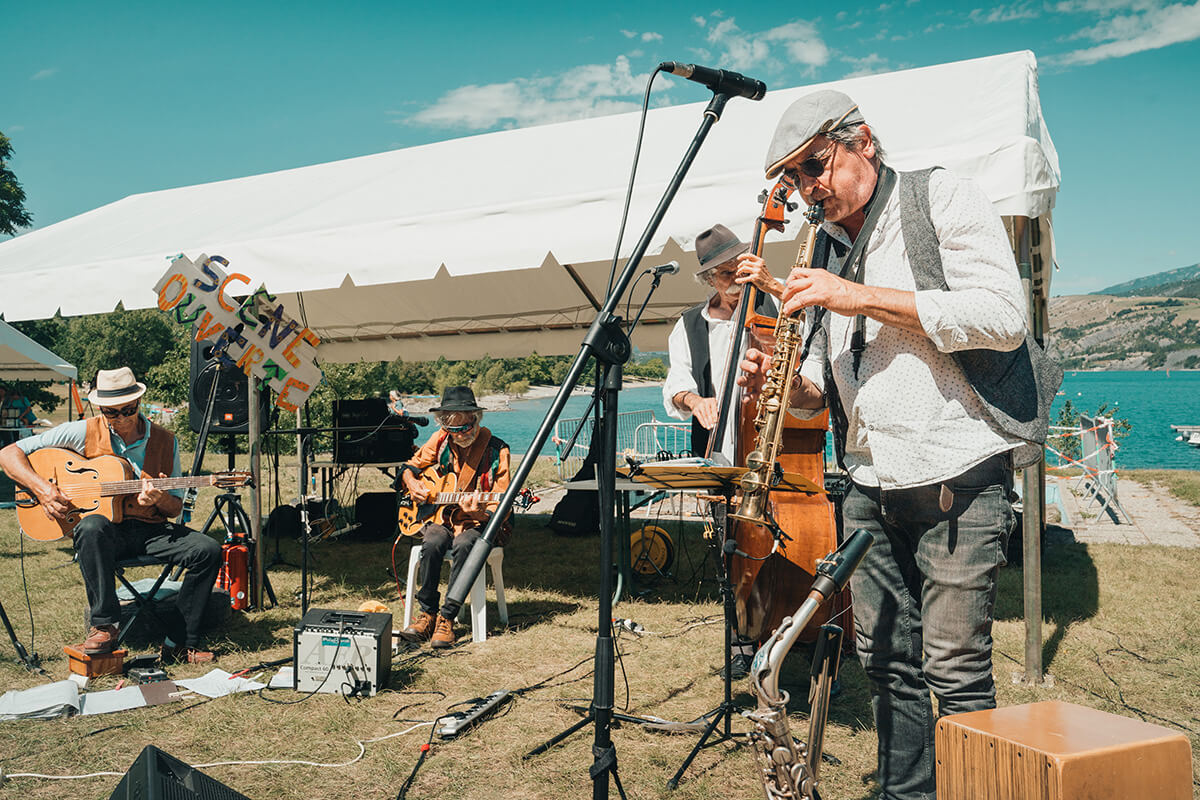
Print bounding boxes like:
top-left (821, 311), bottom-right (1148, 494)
top-left (2, 473), bottom-right (1199, 798)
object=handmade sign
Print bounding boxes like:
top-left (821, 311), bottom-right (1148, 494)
top-left (153, 254), bottom-right (323, 412)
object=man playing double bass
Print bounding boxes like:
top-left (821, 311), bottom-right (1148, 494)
top-left (739, 90), bottom-right (1051, 800)
top-left (662, 222), bottom-right (783, 679)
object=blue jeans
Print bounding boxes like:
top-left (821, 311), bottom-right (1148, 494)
top-left (844, 454), bottom-right (1013, 800)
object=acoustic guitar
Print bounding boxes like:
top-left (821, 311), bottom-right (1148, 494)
top-left (397, 465), bottom-right (530, 537)
top-left (14, 448), bottom-right (252, 542)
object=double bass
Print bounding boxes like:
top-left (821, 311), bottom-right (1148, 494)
top-left (707, 178), bottom-right (842, 644)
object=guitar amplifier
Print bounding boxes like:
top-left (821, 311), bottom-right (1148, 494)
top-left (293, 608), bottom-right (392, 696)
top-left (333, 398), bottom-right (417, 464)
top-left (936, 701), bottom-right (1193, 800)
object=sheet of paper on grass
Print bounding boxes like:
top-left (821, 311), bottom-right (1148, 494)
top-left (269, 666), bottom-right (294, 689)
top-left (176, 668), bottom-right (266, 698)
top-left (78, 683), bottom-right (147, 715)
top-left (0, 680), bottom-right (79, 721)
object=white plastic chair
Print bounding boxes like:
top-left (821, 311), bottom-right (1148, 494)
top-left (401, 544), bottom-right (507, 643)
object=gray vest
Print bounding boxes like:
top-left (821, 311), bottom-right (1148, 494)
top-left (819, 167), bottom-right (1062, 470)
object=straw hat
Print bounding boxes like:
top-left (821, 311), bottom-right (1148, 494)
top-left (88, 367), bottom-right (147, 407)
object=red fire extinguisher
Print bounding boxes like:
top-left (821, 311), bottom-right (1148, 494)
top-left (218, 533), bottom-right (251, 611)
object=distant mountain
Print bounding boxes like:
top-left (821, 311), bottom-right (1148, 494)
top-left (1095, 264), bottom-right (1200, 298)
top-left (1048, 293), bottom-right (1200, 370)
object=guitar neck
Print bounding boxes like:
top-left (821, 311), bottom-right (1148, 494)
top-left (433, 491), bottom-right (505, 505)
top-left (98, 475), bottom-right (216, 498)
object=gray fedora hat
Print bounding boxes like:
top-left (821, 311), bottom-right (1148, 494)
top-left (764, 89), bottom-right (864, 179)
top-left (694, 224), bottom-right (750, 274)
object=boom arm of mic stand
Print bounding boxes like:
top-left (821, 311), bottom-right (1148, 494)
top-left (445, 91), bottom-right (736, 619)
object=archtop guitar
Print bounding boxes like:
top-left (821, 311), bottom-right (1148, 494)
top-left (14, 448), bottom-right (251, 542)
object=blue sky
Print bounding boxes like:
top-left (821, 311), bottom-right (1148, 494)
top-left (3, 0), bottom-right (1198, 295)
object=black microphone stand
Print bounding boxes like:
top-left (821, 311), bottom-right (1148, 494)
top-left (447, 89), bottom-right (744, 799)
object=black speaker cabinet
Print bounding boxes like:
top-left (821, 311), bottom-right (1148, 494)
top-left (189, 338), bottom-right (270, 434)
top-left (110, 744), bottom-right (251, 799)
top-left (355, 491), bottom-right (399, 539)
top-left (333, 398), bottom-right (417, 464)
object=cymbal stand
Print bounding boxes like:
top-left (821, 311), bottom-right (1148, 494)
top-left (667, 486), bottom-right (740, 789)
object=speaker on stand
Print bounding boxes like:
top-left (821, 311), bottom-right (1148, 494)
top-left (189, 338), bottom-right (271, 436)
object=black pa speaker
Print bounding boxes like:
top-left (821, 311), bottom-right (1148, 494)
top-left (110, 744), bottom-right (250, 799)
top-left (355, 491), bottom-right (399, 539)
top-left (189, 337), bottom-right (271, 434)
top-left (333, 398), bottom-right (418, 464)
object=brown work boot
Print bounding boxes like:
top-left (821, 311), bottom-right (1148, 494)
top-left (82, 625), bottom-right (119, 655)
top-left (399, 610), bottom-right (437, 642)
top-left (430, 614), bottom-right (456, 649)
top-left (161, 643), bottom-right (217, 664)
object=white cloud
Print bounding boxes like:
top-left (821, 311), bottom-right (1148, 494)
top-left (701, 16), bottom-right (830, 73)
top-left (1055, 1), bottom-right (1200, 65)
top-left (31, 68), bottom-right (57, 80)
top-left (842, 53), bottom-right (890, 78)
top-left (404, 56), bottom-right (653, 131)
top-left (693, 15), bottom-right (706, 26)
top-left (967, 3), bottom-right (1041, 23)
top-left (642, 31), bottom-right (663, 42)
top-left (621, 29), bottom-right (637, 38)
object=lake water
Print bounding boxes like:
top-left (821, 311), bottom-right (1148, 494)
top-left (483, 372), bottom-right (1200, 471)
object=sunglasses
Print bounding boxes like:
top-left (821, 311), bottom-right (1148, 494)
top-left (441, 420), bottom-right (477, 434)
top-left (788, 142), bottom-right (838, 180)
top-left (100, 403), bottom-right (139, 419)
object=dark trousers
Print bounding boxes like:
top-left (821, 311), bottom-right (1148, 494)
top-left (73, 515), bottom-right (222, 648)
top-left (415, 523), bottom-right (481, 618)
top-left (844, 454), bottom-right (1013, 800)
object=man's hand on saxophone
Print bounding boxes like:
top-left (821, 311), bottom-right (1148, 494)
top-left (736, 348), bottom-right (825, 409)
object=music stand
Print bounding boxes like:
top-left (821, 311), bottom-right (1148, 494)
top-left (618, 461), bottom-right (823, 789)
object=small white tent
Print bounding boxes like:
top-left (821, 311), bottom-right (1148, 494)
top-left (0, 320), bottom-right (77, 381)
top-left (0, 51), bottom-right (1058, 361)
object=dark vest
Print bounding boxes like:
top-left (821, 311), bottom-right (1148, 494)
top-left (680, 291), bottom-right (778, 456)
top-left (84, 415), bottom-right (176, 523)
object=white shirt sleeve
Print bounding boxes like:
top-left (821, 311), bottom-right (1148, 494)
top-left (914, 171), bottom-right (1029, 353)
top-left (662, 318), bottom-right (696, 422)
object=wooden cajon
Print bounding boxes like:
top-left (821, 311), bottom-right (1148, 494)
top-left (936, 700), bottom-right (1192, 800)
top-left (63, 644), bottom-right (127, 678)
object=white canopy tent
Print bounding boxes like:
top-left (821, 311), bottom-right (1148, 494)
top-left (0, 50), bottom-right (1058, 362)
top-left (0, 320), bottom-right (77, 381)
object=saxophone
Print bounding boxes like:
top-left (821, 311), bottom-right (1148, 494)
top-left (730, 203), bottom-right (825, 527)
top-left (745, 529), bottom-right (874, 800)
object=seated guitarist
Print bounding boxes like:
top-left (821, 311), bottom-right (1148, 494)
top-left (397, 386), bottom-right (510, 648)
top-left (0, 367), bottom-right (221, 663)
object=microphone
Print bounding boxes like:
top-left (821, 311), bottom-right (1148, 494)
top-left (650, 260), bottom-right (680, 276)
top-left (659, 62), bottom-right (767, 101)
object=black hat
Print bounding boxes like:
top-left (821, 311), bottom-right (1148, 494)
top-left (431, 386), bottom-right (483, 413)
top-left (694, 224), bottom-right (750, 273)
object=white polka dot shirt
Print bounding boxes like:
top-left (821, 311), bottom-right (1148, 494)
top-left (798, 169), bottom-right (1028, 490)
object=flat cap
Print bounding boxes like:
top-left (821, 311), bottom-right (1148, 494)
top-left (764, 89), bottom-right (864, 179)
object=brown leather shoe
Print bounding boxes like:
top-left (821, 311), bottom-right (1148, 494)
top-left (430, 614), bottom-right (456, 649)
top-left (82, 625), bottom-right (119, 655)
top-left (399, 610), bottom-right (437, 642)
top-left (161, 644), bottom-right (217, 664)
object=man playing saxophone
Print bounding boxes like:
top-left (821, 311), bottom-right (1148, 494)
top-left (738, 90), bottom-right (1032, 800)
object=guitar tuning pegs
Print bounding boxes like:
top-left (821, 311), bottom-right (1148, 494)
top-left (786, 201), bottom-right (799, 212)
top-left (757, 189), bottom-right (769, 203)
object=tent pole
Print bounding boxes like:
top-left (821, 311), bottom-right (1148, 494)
top-left (1017, 217), bottom-right (1045, 684)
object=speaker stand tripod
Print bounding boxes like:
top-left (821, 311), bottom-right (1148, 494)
top-left (0, 597), bottom-right (44, 673)
top-left (197, 490), bottom-right (277, 610)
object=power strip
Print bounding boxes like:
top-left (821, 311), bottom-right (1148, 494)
top-left (434, 690), bottom-right (512, 739)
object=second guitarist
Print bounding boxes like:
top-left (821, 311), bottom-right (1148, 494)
top-left (397, 386), bottom-right (510, 649)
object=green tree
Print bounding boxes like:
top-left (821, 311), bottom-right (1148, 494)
top-left (0, 132), bottom-right (32, 236)
top-left (60, 307), bottom-right (178, 391)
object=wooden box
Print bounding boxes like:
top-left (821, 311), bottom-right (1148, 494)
top-left (936, 700), bottom-right (1192, 800)
top-left (63, 644), bottom-right (127, 678)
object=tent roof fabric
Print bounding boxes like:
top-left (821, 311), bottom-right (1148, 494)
top-left (0, 320), bottom-right (78, 380)
top-left (0, 51), bottom-right (1059, 360)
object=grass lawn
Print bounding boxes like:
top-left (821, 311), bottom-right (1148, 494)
top-left (1, 461), bottom-right (1197, 799)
